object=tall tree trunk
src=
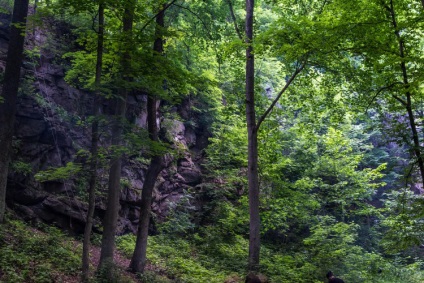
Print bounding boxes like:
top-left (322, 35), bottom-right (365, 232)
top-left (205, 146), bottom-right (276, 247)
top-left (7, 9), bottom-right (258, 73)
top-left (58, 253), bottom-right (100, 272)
top-left (387, 0), bottom-right (424, 186)
top-left (245, 0), bottom-right (260, 273)
top-left (129, 5), bottom-right (165, 274)
top-left (98, 0), bottom-right (135, 274)
top-left (81, 2), bottom-right (104, 281)
top-left (242, 0), bottom-right (304, 276)
top-left (0, 0), bottom-right (30, 224)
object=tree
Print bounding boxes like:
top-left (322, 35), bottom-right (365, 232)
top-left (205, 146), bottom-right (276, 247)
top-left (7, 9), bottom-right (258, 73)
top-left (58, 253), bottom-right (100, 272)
top-left (244, 0), bottom-right (260, 272)
top-left (129, 2), bottom-right (167, 274)
top-left (98, 0), bottom-right (135, 273)
top-left (243, 0), bottom-right (305, 272)
top-left (0, 0), bottom-right (30, 223)
top-left (383, 0), bottom-right (424, 187)
top-left (82, 1), bottom-right (104, 281)
top-left (320, 0), bottom-right (424, 186)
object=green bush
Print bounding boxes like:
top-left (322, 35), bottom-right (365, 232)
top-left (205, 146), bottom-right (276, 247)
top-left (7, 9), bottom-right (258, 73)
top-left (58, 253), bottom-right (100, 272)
top-left (116, 234), bottom-right (137, 258)
top-left (10, 160), bottom-right (33, 176)
top-left (35, 162), bottom-right (82, 182)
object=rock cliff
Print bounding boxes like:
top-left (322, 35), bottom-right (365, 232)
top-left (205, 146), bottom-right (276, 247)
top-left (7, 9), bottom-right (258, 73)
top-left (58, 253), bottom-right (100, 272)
top-left (1, 12), bottom-right (212, 235)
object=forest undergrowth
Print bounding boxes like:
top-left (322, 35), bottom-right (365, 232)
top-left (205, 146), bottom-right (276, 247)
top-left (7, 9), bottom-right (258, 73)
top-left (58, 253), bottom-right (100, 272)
top-left (1, 210), bottom-right (423, 283)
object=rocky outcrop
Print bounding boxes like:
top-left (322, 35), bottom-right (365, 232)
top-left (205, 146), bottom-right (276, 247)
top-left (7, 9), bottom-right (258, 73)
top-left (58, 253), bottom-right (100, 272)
top-left (1, 13), bottom-right (211, 235)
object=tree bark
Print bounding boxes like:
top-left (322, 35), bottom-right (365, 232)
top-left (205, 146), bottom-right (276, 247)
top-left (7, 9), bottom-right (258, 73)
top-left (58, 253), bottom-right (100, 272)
top-left (0, 0), bottom-right (30, 223)
top-left (98, 86), bottom-right (126, 271)
top-left (387, 0), bottom-right (424, 186)
top-left (245, 0), bottom-right (260, 273)
top-left (129, 5), bottom-right (165, 274)
top-left (98, 0), bottom-right (135, 274)
top-left (82, 2), bottom-right (104, 281)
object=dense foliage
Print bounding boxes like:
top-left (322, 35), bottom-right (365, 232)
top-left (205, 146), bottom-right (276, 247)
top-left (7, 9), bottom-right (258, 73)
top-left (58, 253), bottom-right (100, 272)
top-left (1, 0), bottom-right (424, 282)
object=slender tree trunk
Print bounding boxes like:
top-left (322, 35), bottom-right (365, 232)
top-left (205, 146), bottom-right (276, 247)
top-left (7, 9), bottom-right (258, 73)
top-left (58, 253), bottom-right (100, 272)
top-left (81, 2), bottom-right (104, 281)
top-left (128, 153), bottom-right (163, 272)
top-left (388, 0), bottom-right (424, 186)
top-left (98, 0), bottom-right (135, 274)
top-left (245, 0), bottom-right (260, 273)
top-left (405, 100), bottom-right (424, 185)
top-left (0, 0), bottom-right (30, 224)
top-left (34, 0), bottom-right (38, 13)
top-left (129, 6), bottom-right (165, 274)
top-left (242, 0), bottom-right (304, 275)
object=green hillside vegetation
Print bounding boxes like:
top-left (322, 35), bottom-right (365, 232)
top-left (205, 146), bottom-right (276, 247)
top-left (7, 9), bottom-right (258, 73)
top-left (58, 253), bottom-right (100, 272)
top-left (1, 214), bottom-right (423, 282)
top-left (0, 216), bottom-right (81, 282)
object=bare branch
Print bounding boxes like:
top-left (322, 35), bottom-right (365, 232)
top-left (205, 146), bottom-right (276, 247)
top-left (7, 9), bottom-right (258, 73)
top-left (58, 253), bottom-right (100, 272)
top-left (226, 0), bottom-right (243, 40)
top-left (256, 63), bottom-right (305, 130)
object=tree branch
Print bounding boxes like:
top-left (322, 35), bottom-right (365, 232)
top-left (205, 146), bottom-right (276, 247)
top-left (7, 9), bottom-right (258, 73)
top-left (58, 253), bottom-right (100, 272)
top-left (91, 10), bottom-right (99, 34)
top-left (256, 63), bottom-right (305, 130)
top-left (392, 94), bottom-right (407, 106)
top-left (138, 0), bottom-right (178, 33)
top-left (172, 3), bottom-right (215, 40)
top-left (365, 82), bottom-right (402, 112)
top-left (226, 0), bottom-right (243, 40)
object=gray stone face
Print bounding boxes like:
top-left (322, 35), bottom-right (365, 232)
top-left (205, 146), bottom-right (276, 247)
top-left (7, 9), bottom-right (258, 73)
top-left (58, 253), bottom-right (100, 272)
top-left (15, 116), bottom-right (46, 138)
top-left (1, 16), bottom-right (212, 235)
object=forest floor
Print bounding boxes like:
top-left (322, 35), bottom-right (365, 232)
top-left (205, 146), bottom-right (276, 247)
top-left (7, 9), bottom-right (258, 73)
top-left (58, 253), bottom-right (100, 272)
top-left (61, 242), bottom-right (142, 283)
top-left (86, 244), bottom-right (141, 283)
